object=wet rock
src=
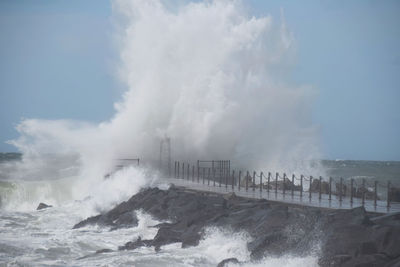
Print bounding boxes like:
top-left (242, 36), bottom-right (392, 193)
top-left (335, 183), bottom-right (348, 197)
top-left (355, 186), bottom-right (378, 200)
top-left (269, 178), bottom-right (302, 191)
top-left (36, 203), bottom-right (52, 210)
top-left (73, 211), bottom-right (138, 229)
top-left (309, 179), bottom-right (330, 194)
top-left (390, 187), bottom-right (400, 202)
top-left (217, 257), bottom-right (239, 267)
top-left (95, 248), bottom-right (113, 254)
top-left (74, 186), bottom-right (400, 266)
top-left (119, 237), bottom-right (153, 251)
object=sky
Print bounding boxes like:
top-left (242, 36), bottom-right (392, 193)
top-left (0, 0), bottom-right (399, 161)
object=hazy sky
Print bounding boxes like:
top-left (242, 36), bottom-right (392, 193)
top-left (0, 0), bottom-right (399, 161)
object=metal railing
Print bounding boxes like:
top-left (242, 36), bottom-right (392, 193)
top-left (171, 160), bottom-right (400, 213)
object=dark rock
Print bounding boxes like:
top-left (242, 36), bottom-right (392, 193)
top-left (37, 203), bottom-right (52, 210)
top-left (119, 237), bottom-right (153, 251)
top-left (335, 183), bottom-right (348, 197)
top-left (310, 179), bottom-right (329, 194)
top-left (95, 248), bottom-right (113, 254)
top-left (74, 186), bottom-right (400, 266)
top-left (355, 186), bottom-right (378, 200)
top-left (73, 211), bottom-right (138, 229)
top-left (269, 178), bottom-right (302, 191)
top-left (385, 256), bottom-right (400, 267)
top-left (390, 187), bottom-right (400, 202)
top-left (217, 257), bottom-right (239, 267)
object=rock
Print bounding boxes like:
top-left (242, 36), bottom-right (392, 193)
top-left (73, 211), bottom-right (138, 229)
top-left (223, 192), bottom-right (236, 201)
top-left (335, 183), bottom-right (348, 197)
top-left (119, 237), bottom-right (153, 251)
top-left (355, 186), bottom-right (378, 200)
top-left (37, 203), bottom-right (52, 210)
top-left (217, 257), bottom-right (239, 267)
top-left (390, 187), bottom-right (400, 202)
top-left (269, 178), bottom-right (302, 191)
top-left (95, 248), bottom-right (113, 254)
top-left (309, 179), bottom-right (329, 194)
top-left (74, 186), bottom-right (400, 266)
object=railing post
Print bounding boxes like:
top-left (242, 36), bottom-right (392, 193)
top-left (192, 166), bottom-right (195, 182)
top-left (208, 168), bottom-right (210, 186)
top-left (339, 177), bottom-right (343, 203)
top-left (300, 175), bottom-right (303, 198)
top-left (252, 171), bottom-right (256, 192)
top-left (202, 168), bottom-right (205, 184)
top-left (187, 164), bottom-right (190, 180)
top-left (374, 181), bottom-right (377, 208)
top-left (362, 178), bottom-right (366, 206)
top-left (177, 162), bottom-right (180, 178)
top-left (260, 172), bottom-right (263, 193)
top-left (226, 168), bottom-right (228, 189)
top-left (387, 181), bottom-right (391, 209)
top-left (267, 172), bottom-right (271, 193)
top-left (197, 160), bottom-right (199, 183)
top-left (275, 172), bottom-right (278, 196)
top-left (309, 176), bottom-right (313, 200)
top-left (219, 165), bottom-right (222, 187)
top-left (213, 167), bottom-right (216, 187)
top-left (291, 174), bottom-right (295, 198)
top-left (232, 170), bottom-right (235, 190)
top-left (319, 176), bottom-right (322, 201)
top-left (329, 177), bottom-right (332, 201)
top-left (207, 166), bottom-right (210, 185)
top-left (182, 163), bottom-right (185, 180)
top-left (174, 161), bottom-right (177, 178)
top-left (246, 171), bottom-right (249, 192)
top-left (238, 171), bottom-right (241, 191)
top-left (283, 173), bottom-right (286, 196)
top-left (350, 178), bottom-right (354, 205)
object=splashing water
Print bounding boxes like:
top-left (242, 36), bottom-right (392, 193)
top-left (8, 0), bottom-right (322, 188)
top-left (1, 1), bottom-right (322, 265)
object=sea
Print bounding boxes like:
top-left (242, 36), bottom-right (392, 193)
top-left (0, 153), bottom-right (399, 266)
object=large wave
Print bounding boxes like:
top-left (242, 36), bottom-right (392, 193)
top-left (4, 0), bottom-right (323, 209)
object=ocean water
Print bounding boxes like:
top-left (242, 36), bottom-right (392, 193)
top-left (322, 160), bottom-right (400, 187)
top-left (1, 154), bottom-right (399, 266)
top-left (0, 155), bottom-right (320, 266)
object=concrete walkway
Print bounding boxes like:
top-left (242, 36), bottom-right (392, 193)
top-left (157, 177), bottom-right (400, 214)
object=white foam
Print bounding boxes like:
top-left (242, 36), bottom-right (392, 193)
top-left (6, 0), bottom-right (324, 203)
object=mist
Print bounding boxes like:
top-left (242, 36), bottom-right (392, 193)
top-left (8, 0), bottom-right (323, 184)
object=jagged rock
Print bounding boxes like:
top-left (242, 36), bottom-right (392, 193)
top-left (73, 210), bottom-right (138, 229)
top-left (119, 237), bottom-right (153, 251)
top-left (217, 257), bottom-right (239, 267)
top-left (74, 186), bottom-right (400, 266)
top-left (36, 203), bottom-right (52, 210)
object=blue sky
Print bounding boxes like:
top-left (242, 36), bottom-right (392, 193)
top-left (0, 0), bottom-right (399, 161)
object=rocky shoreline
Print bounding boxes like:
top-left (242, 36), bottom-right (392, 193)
top-left (73, 185), bottom-right (400, 266)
